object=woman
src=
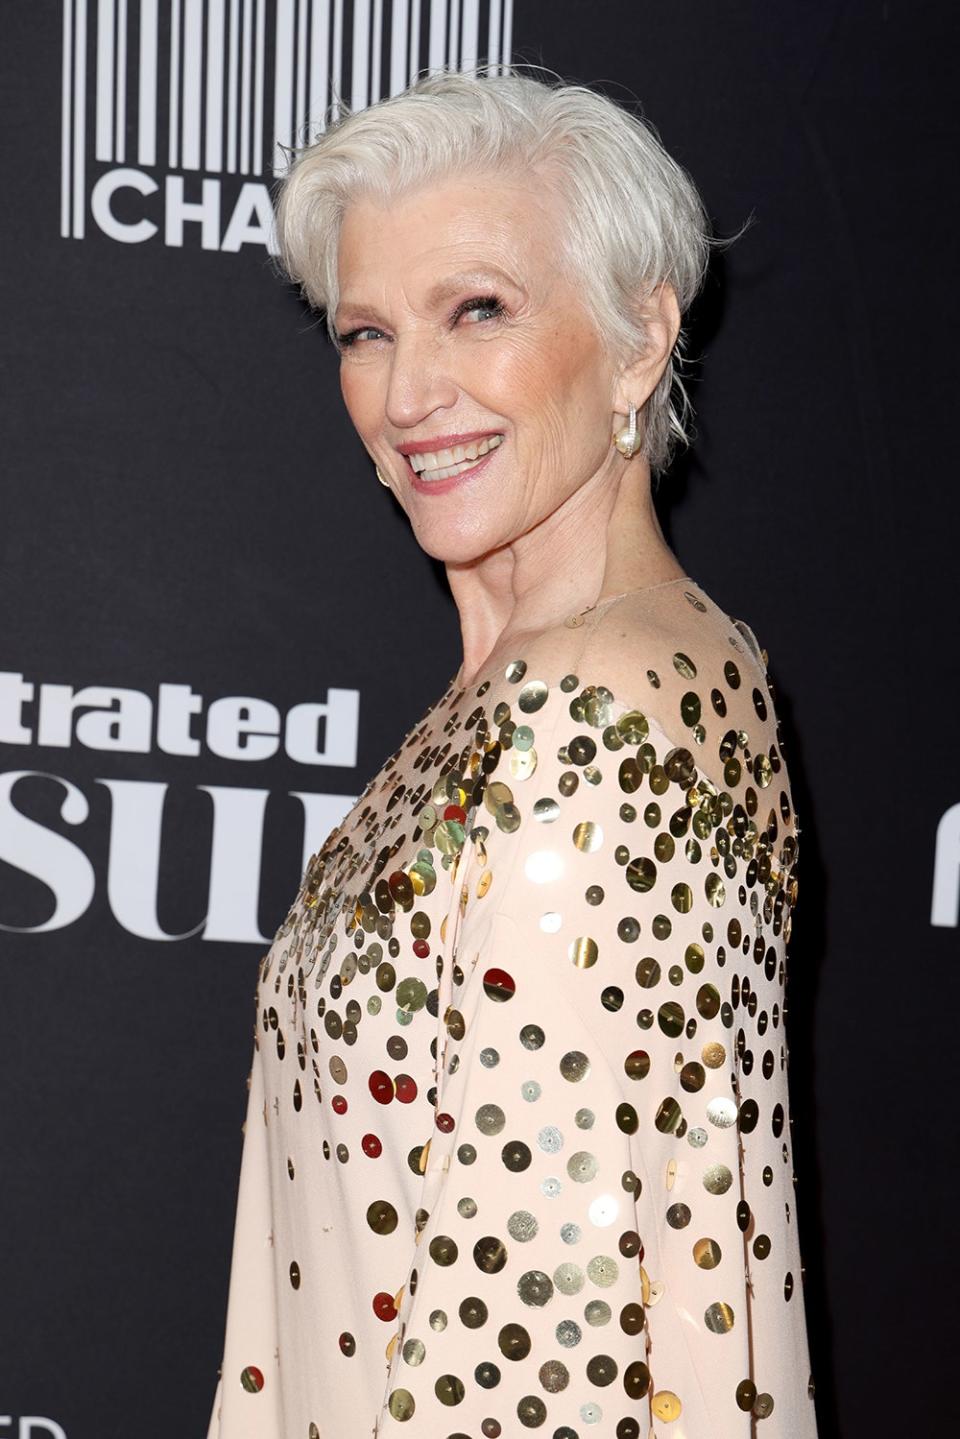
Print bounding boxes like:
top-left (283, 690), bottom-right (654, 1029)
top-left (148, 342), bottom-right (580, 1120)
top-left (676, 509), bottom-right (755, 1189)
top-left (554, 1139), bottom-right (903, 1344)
top-left (208, 67), bottom-right (818, 1437)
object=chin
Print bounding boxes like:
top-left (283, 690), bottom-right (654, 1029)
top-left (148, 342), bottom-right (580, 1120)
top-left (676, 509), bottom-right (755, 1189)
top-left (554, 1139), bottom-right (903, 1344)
top-left (408, 512), bottom-right (508, 567)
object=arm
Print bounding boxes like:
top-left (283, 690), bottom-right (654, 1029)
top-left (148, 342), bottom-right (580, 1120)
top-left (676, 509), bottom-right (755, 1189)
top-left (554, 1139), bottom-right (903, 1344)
top-left (375, 663), bottom-right (817, 1436)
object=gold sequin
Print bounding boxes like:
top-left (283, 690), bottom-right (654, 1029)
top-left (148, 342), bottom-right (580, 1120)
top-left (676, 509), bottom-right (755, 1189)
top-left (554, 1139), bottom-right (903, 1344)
top-left (704, 1300), bottom-right (735, 1333)
top-left (693, 1237), bottom-right (722, 1269)
top-left (652, 1389), bottom-right (683, 1420)
top-left (518, 680), bottom-right (548, 713)
top-left (703, 1163), bottom-right (734, 1195)
top-left (568, 935), bottom-right (599, 968)
top-left (572, 820), bottom-right (603, 852)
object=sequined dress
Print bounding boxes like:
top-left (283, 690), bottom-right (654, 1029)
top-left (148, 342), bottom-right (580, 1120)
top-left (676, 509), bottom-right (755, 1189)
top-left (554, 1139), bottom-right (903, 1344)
top-left (207, 576), bottom-right (818, 1439)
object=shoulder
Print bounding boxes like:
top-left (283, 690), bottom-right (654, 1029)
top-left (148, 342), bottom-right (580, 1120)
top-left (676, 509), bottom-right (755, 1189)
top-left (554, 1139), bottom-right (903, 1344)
top-left (582, 579), bottom-right (769, 709)
top-left (460, 577), bottom-right (796, 839)
top-left (571, 579), bottom-right (795, 819)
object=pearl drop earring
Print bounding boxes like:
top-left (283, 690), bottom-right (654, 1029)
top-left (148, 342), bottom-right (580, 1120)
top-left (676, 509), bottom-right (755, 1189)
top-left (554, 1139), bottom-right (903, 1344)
top-left (613, 402), bottom-right (640, 458)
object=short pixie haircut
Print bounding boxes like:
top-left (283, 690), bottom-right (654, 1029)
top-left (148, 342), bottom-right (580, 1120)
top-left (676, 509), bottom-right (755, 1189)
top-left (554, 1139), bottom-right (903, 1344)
top-left (274, 66), bottom-right (715, 474)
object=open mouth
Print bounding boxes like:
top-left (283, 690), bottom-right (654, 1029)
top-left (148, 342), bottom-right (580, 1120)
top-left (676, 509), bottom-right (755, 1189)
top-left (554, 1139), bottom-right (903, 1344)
top-left (405, 433), bottom-right (504, 482)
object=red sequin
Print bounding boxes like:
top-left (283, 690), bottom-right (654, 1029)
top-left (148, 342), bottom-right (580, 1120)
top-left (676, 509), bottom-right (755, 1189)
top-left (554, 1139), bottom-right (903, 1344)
top-left (368, 1070), bottom-right (394, 1104)
top-left (482, 966), bottom-right (516, 1001)
top-left (372, 1291), bottom-right (398, 1321)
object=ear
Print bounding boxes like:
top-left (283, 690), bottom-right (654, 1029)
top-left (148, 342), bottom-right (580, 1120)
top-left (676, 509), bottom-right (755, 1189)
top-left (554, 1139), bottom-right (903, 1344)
top-left (611, 281), bottom-right (681, 416)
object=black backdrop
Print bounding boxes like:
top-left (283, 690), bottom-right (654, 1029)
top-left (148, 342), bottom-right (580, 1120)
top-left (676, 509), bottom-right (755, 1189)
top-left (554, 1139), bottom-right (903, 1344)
top-left (2, 2), bottom-right (958, 1435)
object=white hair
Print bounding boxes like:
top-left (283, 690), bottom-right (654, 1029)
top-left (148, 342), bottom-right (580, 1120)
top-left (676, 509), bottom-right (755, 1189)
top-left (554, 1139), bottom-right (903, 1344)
top-left (273, 65), bottom-right (723, 475)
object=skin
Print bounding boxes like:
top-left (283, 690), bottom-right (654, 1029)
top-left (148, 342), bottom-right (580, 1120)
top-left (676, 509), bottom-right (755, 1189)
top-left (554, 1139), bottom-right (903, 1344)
top-left (334, 170), bottom-right (685, 686)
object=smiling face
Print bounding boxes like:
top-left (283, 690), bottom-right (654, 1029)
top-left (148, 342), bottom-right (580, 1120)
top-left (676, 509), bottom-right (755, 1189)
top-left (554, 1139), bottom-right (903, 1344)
top-left (334, 171), bottom-right (627, 566)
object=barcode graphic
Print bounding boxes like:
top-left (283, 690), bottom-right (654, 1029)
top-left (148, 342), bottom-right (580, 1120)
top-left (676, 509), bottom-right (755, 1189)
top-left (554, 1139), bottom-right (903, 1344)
top-left (61, 0), bottom-right (515, 240)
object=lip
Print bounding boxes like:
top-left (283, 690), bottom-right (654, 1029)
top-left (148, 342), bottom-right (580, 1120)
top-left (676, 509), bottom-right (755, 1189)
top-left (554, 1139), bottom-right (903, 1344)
top-left (405, 437), bottom-right (504, 496)
top-left (395, 429), bottom-right (504, 456)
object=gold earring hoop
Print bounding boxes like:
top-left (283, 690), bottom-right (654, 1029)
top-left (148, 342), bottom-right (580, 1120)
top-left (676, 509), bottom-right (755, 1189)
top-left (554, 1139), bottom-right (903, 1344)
top-left (375, 464), bottom-right (390, 487)
top-left (613, 402), bottom-right (640, 458)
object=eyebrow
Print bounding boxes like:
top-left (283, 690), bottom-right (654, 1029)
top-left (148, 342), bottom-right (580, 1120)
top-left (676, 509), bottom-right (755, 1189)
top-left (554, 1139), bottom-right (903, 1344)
top-left (334, 266), bottom-right (523, 328)
top-left (423, 267), bottom-right (522, 304)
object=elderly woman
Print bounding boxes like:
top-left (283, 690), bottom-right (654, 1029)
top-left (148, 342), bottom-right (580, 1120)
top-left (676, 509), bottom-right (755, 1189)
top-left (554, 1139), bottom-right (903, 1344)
top-left (208, 68), bottom-right (818, 1439)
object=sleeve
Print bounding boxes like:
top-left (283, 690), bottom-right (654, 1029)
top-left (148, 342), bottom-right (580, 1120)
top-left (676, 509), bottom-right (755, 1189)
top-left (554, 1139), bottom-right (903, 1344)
top-left (206, 1031), bottom-right (283, 1439)
top-left (375, 664), bottom-right (818, 1437)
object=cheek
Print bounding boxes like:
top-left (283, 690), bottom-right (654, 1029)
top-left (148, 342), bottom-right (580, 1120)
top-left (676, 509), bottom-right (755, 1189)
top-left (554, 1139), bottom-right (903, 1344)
top-left (478, 338), bottom-right (568, 419)
top-left (491, 327), bottom-right (605, 421)
top-left (500, 332), bottom-right (612, 492)
top-left (339, 363), bottom-right (384, 436)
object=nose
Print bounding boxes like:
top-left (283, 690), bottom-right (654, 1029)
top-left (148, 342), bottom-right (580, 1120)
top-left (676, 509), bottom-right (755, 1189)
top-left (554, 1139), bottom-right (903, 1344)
top-left (383, 327), bottom-right (459, 432)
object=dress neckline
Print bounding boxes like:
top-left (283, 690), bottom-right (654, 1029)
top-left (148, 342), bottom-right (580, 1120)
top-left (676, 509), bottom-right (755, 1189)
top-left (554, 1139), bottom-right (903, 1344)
top-left (450, 574), bottom-right (698, 694)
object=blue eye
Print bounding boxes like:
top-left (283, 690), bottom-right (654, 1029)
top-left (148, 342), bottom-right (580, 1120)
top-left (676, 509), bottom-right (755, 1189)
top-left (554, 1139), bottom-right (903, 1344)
top-left (454, 295), bottom-right (506, 324)
top-left (336, 326), bottom-right (381, 348)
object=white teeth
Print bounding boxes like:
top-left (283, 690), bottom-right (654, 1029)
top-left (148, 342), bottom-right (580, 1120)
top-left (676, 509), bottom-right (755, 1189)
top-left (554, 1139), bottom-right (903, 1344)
top-left (417, 455), bottom-right (485, 481)
top-left (408, 433), bottom-right (503, 475)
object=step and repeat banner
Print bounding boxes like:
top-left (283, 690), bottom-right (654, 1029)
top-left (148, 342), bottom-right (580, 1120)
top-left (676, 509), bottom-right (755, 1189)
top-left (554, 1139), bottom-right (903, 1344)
top-left (2, 2), bottom-right (957, 1434)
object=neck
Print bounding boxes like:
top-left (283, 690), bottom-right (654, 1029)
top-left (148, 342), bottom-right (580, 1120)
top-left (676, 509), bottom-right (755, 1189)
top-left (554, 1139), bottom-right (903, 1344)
top-left (447, 456), bottom-right (684, 687)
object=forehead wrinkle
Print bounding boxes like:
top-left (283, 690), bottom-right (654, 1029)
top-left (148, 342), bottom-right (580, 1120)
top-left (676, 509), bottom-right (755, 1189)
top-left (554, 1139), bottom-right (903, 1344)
top-left (335, 178), bottom-right (563, 326)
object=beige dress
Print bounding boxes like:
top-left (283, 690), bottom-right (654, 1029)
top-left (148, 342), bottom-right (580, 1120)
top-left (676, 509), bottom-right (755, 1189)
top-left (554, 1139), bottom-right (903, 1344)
top-left (207, 576), bottom-right (818, 1438)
